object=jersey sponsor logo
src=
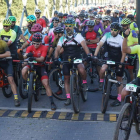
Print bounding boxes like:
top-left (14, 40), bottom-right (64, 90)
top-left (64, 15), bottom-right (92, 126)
top-left (133, 22), bottom-right (138, 28)
top-left (132, 30), bottom-right (138, 38)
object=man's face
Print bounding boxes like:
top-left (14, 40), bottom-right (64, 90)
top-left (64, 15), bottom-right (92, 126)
top-left (90, 16), bottom-right (94, 20)
top-left (11, 21), bottom-right (16, 27)
top-left (95, 19), bottom-right (100, 24)
top-left (114, 12), bottom-right (118, 17)
top-left (54, 14), bottom-right (58, 17)
top-left (59, 16), bottom-right (63, 22)
top-left (111, 28), bottom-right (119, 37)
top-left (88, 26), bottom-right (94, 32)
top-left (53, 21), bottom-right (58, 27)
top-left (65, 24), bottom-right (73, 34)
top-left (3, 25), bottom-right (11, 32)
top-left (32, 42), bottom-right (41, 49)
top-left (103, 20), bottom-right (107, 26)
top-left (121, 24), bottom-right (130, 31)
top-left (35, 13), bottom-right (40, 18)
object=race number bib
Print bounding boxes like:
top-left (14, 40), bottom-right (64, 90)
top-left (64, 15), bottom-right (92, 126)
top-left (126, 84), bottom-right (137, 92)
top-left (74, 59), bottom-right (82, 64)
top-left (107, 61), bottom-right (115, 65)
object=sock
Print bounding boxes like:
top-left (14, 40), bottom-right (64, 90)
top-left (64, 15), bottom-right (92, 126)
top-left (100, 79), bottom-right (104, 82)
top-left (117, 94), bottom-right (121, 102)
top-left (83, 80), bottom-right (87, 84)
top-left (14, 94), bottom-right (18, 100)
top-left (49, 96), bottom-right (54, 104)
top-left (66, 93), bottom-right (71, 99)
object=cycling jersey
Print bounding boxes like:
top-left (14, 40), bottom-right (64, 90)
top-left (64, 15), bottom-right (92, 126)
top-left (48, 28), bottom-right (55, 43)
top-left (26, 44), bottom-right (48, 58)
top-left (100, 32), bottom-right (123, 62)
top-left (85, 30), bottom-right (100, 48)
top-left (0, 29), bottom-right (17, 59)
top-left (0, 40), bottom-right (10, 54)
top-left (36, 18), bottom-right (46, 28)
top-left (11, 25), bottom-right (22, 41)
top-left (94, 22), bottom-right (104, 35)
top-left (102, 25), bottom-right (110, 36)
top-left (130, 22), bottom-right (139, 33)
top-left (130, 45), bottom-right (140, 77)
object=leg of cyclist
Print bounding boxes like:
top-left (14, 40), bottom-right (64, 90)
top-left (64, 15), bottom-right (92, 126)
top-left (22, 66), bottom-right (29, 80)
top-left (99, 64), bottom-right (108, 90)
top-left (128, 69), bottom-right (134, 81)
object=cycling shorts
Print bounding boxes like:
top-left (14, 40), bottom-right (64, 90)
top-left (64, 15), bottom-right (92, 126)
top-left (125, 54), bottom-right (137, 69)
top-left (0, 59), bottom-right (13, 77)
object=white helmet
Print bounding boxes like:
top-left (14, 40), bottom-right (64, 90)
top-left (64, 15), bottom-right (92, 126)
top-left (35, 9), bottom-right (41, 13)
top-left (102, 16), bottom-right (111, 21)
top-left (89, 13), bottom-right (95, 17)
top-left (95, 14), bottom-right (102, 19)
top-left (114, 9), bottom-right (119, 14)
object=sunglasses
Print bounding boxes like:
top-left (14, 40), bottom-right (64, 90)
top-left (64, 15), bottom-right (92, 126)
top-left (65, 25), bottom-right (73, 27)
top-left (53, 21), bottom-right (58, 23)
top-left (54, 32), bottom-right (58, 35)
top-left (4, 26), bottom-right (9, 28)
top-left (121, 25), bottom-right (127, 27)
top-left (32, 42), bottom-right (41, 46)
top-left (111, 28), bottom-right (118, 32)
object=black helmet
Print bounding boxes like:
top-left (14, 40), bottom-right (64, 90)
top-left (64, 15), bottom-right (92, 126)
top-left (110, 22), bottom-right (121, 30)
top-left (64, 17), bottom-right (75, 25)
top-left (86, 20), bottom-right (95, 26)
top-left (63, 13), bottom-right (68, 17)
top-left (93, 12), bottom-right (97, 16)
top-left (127, 14), bottom-right (134, 20)
top-left (120, 14), bottom-right (125, 18)
top-left (32, 32), bottom-right (42, 42)
top-left (58, 12), bottom-right (63, 17)
top-left (52, 17), bottom-right (59, 22)
top-left (79, 13), bottom-right (85, 17)
top-left (53, 27), bottom-right (64, 33)
top-left (54, 11), bottom-right (58, 15)
top-left (106, 9), bottom-right (111, 14)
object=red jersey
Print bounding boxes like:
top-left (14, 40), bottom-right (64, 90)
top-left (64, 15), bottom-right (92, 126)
top-left (36, 18), bottom-right (46, 28)
top-left (26, 44), bottom-right (48, 58)
top-left (85, 31), bottom-right (98, 48)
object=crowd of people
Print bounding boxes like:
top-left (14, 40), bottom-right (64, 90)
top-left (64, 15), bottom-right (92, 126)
top-left (0, 3), bottom-right (139, 112)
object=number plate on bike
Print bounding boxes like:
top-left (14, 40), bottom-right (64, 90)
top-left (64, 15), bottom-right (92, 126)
top-left (28, 61), bottom-right (37, 63)
top-left (126, 84), bottom-right (137, 92)
top-left (107, 61), bottom-right (115, 65)
top-left (74, 59), bottom-right (82, 64)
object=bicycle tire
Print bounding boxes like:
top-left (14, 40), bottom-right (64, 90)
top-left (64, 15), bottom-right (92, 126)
top-left (49, 68), bottom-right (67, 100)
top-left (113, 103), bottom-right (133, 140)
top-left (18, 72), bottom-right (28, 99)
top-left (123, 69), bottom-right (131, 84)
top-left (101, 74), bottom-right (111, 113)
top-left (34, 77), bottom-right (40, 102)
top-left (135, 121), bottom-right (140, 134)
top-left (28, 73), bottom-right (34, 113)
top-left (70, 73), bottom-right (80, 113)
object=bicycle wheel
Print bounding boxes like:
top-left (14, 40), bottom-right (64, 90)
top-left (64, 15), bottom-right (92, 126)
top-left (101, 74), bottom-right (111, 113)
top-left (34, 77), bottom-right (40, 102)
top-left (135, 106), bottom-right (140, 134)
top-left (70, 73), bottom-right (80, 113)
top-left (113, 103), bottom-right (133, 140)
top-left (49, 68), bottom-right (66, 100)
top-left (28, 73), bottom-right (34, 113)
top-left (18, 72), bottom-right (28, 99)
top-left (79, 75), bottom-right (87, 102)
top-left (122, 69), bottom-right (131, 84)
top-left (2, 75), bottom-right (12, 98)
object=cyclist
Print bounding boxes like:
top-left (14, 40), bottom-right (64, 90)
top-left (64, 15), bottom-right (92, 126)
top-left (121, 18), bottom-right (138, 81)
top-left (58, 13), bottom-right (65, 28)
top-left (9, 16), bottom-right (26, 42)
top-left (54, 17), bottom-right (91, 105)
top-left (127, 14), bottom-right (139, 34)
top-left (22, 32), bottom-right (56, 110)
top-left (111, 10), bottom-right (119, 23)
top-left (63, 13), bottom-right (68, 22)
top-left (89, 13), bottom-right (95, 21)
top-left (94, 22), bottom-right (126, 107)
top-left (0, 40), bottom-right (20, 106)
top-left (0, 19), bottom-right (17, 60)
top-left (121, 29), bottom-right (140, 101)
top-left (102, 16), bottom-right (111, 36)
top-left (35, 9), bottom-right (46, 34)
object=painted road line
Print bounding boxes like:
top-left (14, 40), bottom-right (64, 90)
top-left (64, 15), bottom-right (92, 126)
top-left (46, 111), bottom-right (55, 119)
top-left (21, 110), bottom-right (29, 117)
top-left (33, 111), bottom-right (42, 118)
top-left (109, 114), bottom-right (117, 122)
top-left (0, 110), bottom-right (7, 116)
top-left (8, 110), bottom-right (18, 117)
top-left (71, 113), bottom-right (79, 120)
top-left (83, 113), bottom-right (91, 121)
top-left (58, 112), bottom-right (67, 120)
top-left (97, 113), bottom-right (104, 121)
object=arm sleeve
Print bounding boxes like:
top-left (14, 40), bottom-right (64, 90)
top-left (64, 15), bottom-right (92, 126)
top-left (76, 34), bottom-right (85, 44)
top-left (100, 33), bottom-right (107, 43)
top-left (27, 35), bottom-right (33, 44)
top-left (130, 45), bottom-right (139, 54)
top-left (57, 37), bottom-right (63, 47)
top-left (9, 30), bottom-right (16, 43)
top-left (42, 19), bottom-right (46, 28)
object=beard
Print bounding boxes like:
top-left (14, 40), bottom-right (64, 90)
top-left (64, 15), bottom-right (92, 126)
top-left (66, 28), bottom-right (73, 35)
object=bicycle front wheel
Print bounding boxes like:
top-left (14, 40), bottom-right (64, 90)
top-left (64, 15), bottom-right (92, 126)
top-left (70, 73), bottom-right (80, 113)
top-left (28, 73), bottom-right (34, 113)
top-left (101, 74), bottom-right (111, 113)
top-left (113, 103), bottom-right (133, 140)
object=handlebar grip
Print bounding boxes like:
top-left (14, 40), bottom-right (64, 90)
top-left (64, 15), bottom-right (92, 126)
top-left (6, 57), bottom-right (12, 59)
top-left (108, 79), bottom-right (119, 84)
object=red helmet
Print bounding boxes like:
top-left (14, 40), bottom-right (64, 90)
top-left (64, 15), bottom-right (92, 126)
top-left (32, 32), bottom-right (42, 42)
top-left (31, 23), bottom-right (43, 32)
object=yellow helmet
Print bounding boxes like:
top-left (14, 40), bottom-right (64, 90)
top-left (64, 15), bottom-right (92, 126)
top-left (3, 19), bottom-right (12, 26)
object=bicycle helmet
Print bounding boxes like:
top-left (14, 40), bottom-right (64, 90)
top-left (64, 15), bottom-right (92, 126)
top-left (31, 23), bottom-right (43, 32)
top-left (127, 14), bottom-right (134, 20)
top-left (64, 17), bottom-right (75, 25)
top-left (106, 9), bottom-right (111, 14)
top-left (121, 18), bottom-right (131, 25)
top-left (58, 12), bottom-right (63, 17)
top-left (3, 19), bottom-right (12, 26)
top-left (9, 16), bottom-right (16, 22)
top-left (95, 14), bottom-right (102, 19)
top-left (86, 20), bottom-right (95, 26)
top-left (26, 15), bottom-right (36, 22)
top-left (53, 27), bottom-right (64, 33)
top-left (54, 11), bottom-right (58, 15)
top-left (114, 9), bottom-right (119, 14)
top-left (32, 32), bottom-right (42, 42)
top-left (63, 13), bottom-right (68, 17)
top-left (120, 14), bottom-right (125, 18)
top-left (35, 9), bottom-right (41, 13)
top-left (102, 16), bottom-right (111, 21)
top-left (85, 13), bottom-right (89, 19)
top-left (79, 13), bottom-right (85, 17)
top-left (52, 17), bottom-right (59, 22)
top-left (93, 12), bottom-right (97, 16)
top-left (110, 22), bottom-right (121, 30)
